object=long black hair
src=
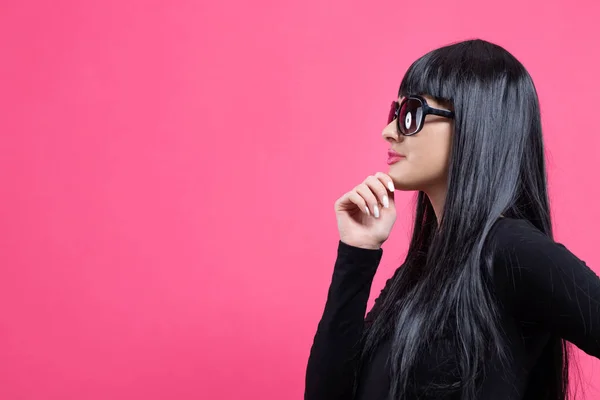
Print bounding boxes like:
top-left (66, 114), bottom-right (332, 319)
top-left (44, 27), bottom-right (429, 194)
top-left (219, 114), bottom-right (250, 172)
top-left (356, 39), bottom-right (571, 399)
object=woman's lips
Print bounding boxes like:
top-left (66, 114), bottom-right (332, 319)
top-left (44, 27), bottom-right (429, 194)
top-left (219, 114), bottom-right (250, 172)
top-left (387, 150), bottom-right (405, 165)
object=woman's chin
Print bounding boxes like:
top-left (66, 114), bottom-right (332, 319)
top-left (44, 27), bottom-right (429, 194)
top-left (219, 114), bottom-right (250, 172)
top-left (389, 177), bottom-right (419, 192)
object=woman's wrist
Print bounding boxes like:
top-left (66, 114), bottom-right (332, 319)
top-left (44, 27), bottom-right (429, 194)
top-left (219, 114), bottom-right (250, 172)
top-left (340, 239), bottom-right (382, 250)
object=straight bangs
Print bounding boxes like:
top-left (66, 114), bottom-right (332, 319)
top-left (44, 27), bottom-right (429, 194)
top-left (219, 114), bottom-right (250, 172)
top-left (398, 50), bottom-right (459, 104)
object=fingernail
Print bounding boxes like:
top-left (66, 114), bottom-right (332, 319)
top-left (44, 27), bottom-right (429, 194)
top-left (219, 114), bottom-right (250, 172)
top-left (374, 204), bottom-right (380, 218)
top-left (387, 181), bottom-right (395, 192)
top-left (365, 206), bottom-right (370, 215)
top-left (383, 195), bottom-right (389, 208)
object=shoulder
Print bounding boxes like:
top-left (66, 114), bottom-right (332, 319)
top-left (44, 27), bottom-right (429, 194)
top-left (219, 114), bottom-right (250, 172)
top-left (485, 217), bottom-right (598, 317)
top-left (484, 218), bottom-right (550, 295)
top-left (485, 218), bottom-right (561, 305)
top-left (486, 217), bottom-right (590, 271)
top-left (486, 217), bottom-right (569, 268)
top-left (486, 216), bottom-right (575, 274)
top-left (487, 217), bottom-right (551, 250)
top-left (484, 219), bottom-right (600, 352)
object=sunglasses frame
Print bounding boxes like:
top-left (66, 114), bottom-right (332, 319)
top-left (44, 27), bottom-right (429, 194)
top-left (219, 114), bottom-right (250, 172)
top-left (389, 95), bottom-right (455, 136)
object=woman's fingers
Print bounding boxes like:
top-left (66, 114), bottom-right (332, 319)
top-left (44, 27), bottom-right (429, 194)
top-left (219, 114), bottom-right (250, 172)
top-left (335, 172), bottom-right (396, 218)
top-left (355, 183), bottom-right (380, 217)
top-left (364, 174), bottom-right (394, 211)
top-left (374, 172), bottom-right (395, 194)
top-left (346, 191), bottom-right (370, 216)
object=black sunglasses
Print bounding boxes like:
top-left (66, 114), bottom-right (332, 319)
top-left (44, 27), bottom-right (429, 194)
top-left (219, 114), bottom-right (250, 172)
top-left (387, 95), bottom-right (455, 136)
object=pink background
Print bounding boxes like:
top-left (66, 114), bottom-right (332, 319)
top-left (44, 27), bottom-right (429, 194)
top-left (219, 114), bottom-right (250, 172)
top-left (1, 0), bottom-right (599, 399)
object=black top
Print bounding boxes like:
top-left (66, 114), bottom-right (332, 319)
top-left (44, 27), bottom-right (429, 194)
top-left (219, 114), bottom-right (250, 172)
top-left (305, 217), bottom-right (600, 399)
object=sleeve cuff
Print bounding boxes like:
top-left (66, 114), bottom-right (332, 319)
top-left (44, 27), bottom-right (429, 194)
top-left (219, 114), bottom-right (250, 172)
top-left (337, 240), bottom-right (383, 271)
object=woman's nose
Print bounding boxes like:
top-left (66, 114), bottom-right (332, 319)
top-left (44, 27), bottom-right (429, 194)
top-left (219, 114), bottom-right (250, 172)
top-left (382, 121), bottom-right (401, 143)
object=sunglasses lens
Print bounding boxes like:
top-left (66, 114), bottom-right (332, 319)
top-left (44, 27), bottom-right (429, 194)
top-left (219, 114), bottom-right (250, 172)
top-left (387, 101), bottom-right (398, 125)
top-left (399, 98), bottom-right (423, 135)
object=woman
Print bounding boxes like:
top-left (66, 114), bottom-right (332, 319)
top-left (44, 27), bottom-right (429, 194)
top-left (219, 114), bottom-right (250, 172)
top-left (305, 39), bottom-right (600, 400)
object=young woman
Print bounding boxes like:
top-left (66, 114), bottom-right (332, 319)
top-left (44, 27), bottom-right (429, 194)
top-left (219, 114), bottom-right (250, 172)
top-left (305, 39), bottom-right (600, 400)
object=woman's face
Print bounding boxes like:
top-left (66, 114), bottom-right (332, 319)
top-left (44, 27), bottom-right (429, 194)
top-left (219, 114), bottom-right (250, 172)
top-left (382, 95), bottom-right (454, 192)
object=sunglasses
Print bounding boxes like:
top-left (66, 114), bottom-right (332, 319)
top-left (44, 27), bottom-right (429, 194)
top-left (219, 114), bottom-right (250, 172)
top-left (387, 95), bottom-right (455, 136)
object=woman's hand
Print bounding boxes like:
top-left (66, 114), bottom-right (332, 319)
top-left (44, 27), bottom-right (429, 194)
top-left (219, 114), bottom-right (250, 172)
top-left (334, 172), bottom-right (397, 250)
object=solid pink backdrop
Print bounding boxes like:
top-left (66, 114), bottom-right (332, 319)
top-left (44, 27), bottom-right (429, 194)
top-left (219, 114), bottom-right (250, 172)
top-left (1, 0), bottom-right (599, 399)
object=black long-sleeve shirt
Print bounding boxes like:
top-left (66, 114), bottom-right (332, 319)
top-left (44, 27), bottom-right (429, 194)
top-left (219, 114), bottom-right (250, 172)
top-left (305, 217), bottom-right (600, 399)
